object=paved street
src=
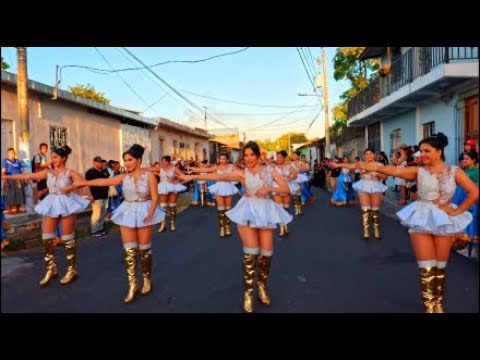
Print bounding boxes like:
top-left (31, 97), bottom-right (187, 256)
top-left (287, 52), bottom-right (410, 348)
top-left (2, 188), bottom-right (478, 313)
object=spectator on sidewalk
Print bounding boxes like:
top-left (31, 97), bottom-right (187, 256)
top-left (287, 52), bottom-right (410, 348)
top-left (1, 148), bottom-right (26, 214)
top-left (85, 156), bottom-right (110, 237)
top-left (458, 140), bottom-right (476, 169)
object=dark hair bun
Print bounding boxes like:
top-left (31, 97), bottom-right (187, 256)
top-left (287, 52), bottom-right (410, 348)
top-left (53, 145), bottom-right (72, 157)
top-left (129, 144), bottom-right (145, 158)
top-left (434, 132), bottom-right (448, 148)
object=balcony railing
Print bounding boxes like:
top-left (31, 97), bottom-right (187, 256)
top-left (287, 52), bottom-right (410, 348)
top-left (347, 47), bottom-right (479, 119)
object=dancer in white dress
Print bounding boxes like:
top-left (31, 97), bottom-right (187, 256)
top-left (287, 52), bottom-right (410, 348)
top-left (152, 156), bottom-right (186, 233)
top-left (179, 141), bottom-right (292, 313)
top-left (357, 133), bottom-right (478, 313)
top-left (188, 154), bottom-right (239, 237)
top-left (74, 145), bottom-right (165, 304)
top-left (290, 151), bottom-right (309, 215)
top-left (2, 145), bottom-right (90, 286)
top-left (330, 148), bottom-right (388, 239)
top-left (271, 150), bottom-right (298, 237)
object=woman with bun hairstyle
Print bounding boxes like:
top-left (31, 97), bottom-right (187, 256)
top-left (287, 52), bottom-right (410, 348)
top-left (357, 133), bottom-right (478, 313)
top-left (153, 156), bottom-right (186, 233)
top-left (188, 153), bottom-right (239, 237)
top-left (271, 150), bottom-right (298, 237)
top-left (179, 141), bottom-right (292, 313)
top-left (330, 148), bottom-right (388, 239)
top-left (1, 145), bottom-right (90, 286)
top-left (74, 145), bottom-right (165, 304)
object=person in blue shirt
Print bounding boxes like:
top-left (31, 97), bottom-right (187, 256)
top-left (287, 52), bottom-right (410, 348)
top-left (1, 148), bottom-right (26, 214)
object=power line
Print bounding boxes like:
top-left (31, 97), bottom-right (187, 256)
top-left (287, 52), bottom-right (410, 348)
top-left (297, 47), bottom-right (316, 91)
top-left (300, 47), bottom-right (317, 81)
top-left (178, 89), bottom-right (319, 109)
top-left (209, 107), bottom-right (317, 116)
top-left (248, 103), bottom-right (320, 130)
top-left (60, 47), bottom-right (250, 75)
top-left (93, 47), bottom-right (151, 109)
top-left (121, 47), bottom-right (235, 130)
top-left (305, 110), bottom-right (321, 134)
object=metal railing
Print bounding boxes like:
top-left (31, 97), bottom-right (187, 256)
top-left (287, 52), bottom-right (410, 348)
top-left (347, 47), bottom-right (479, 119)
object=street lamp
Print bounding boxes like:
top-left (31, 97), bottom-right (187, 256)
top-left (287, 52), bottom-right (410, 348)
top-left (298, 92), bottom-right (330, 159)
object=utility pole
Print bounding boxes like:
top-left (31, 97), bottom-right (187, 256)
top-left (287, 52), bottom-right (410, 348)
top-left (53, 64), bottom-right (59, 99)
top-left (16, 47), bottom-right (33, 211)
top-left (288, 133), bottom-right (291, 155)
top-left (203, 106), bottom-right (207, 131)
top-left (322, 49), bottom-right (330, 158)
top-left (243, 131), bottom-right (246, 144)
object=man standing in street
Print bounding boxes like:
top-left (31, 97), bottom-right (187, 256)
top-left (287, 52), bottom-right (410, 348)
top-left (85, 156), bottom-right (109, 237)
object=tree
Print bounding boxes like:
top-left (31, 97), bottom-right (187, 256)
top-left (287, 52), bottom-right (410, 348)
top-left (330, 47), bottom-right (380, 149)
top-left (1, 58), bottom-right (9, 71)
top-left (254, 132), bottom-right (308, 155)
top-left (68, 83), bottom-right (110, 105)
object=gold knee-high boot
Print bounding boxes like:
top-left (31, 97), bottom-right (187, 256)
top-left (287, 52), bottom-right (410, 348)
top-left (294, 195), bottom-right (300, 215)
top-left (218, 210), bottom-right (226, 237)
top-left (257, 254), bottom-right (272, 306)
top-left (39, 239), bottom-right (58, 286)
top-left (419, 267), bottom-right (436, 313)
top-left (140, 248), bottom-right (152, 296)
top-left (371, 209), bottom-right (381, 239)
top-left (242, 253), bottom-right (258, 313)
top-left (361, 210), bottom-right (370, 240)
top-left (433, 268), bottom-right (445, 313)
top-left (169, 206), bottom-right (177, 231)
top-left (124, 247), bottom-right (139, 304)
top-left (224, 212), bottom-right (232, 236)
top-left (60, 239), bottom-right (78, 285)
top-left (158, 205), bottom-right (168, 233)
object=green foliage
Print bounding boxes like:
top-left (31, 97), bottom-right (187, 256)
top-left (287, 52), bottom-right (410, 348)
top-left (1, 58), bottom-right (10, 71)
top-left (68, 83), bottom-right (110, 105)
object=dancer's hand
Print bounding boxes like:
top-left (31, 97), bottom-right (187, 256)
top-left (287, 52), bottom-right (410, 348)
top-left (178, 174), bottom-right (194, 183)
top-left (438, 204), bottom-right (460, 216)
top-left (63, 185), bottom-right (74, 193)
top-left (144, 213), bottom-right (152, 225)
top-left (256, 185), bottom-right (271, 198)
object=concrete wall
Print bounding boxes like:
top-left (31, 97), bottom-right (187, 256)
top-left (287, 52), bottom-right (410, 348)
top-left (382, 110), bottom-right (417, 156)
top-left (1, 85), bottom-right (122, 174)
top-left (151, 127), bottom-right (209, 163)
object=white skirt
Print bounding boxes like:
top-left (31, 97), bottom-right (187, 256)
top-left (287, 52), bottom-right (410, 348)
top-left (226, 197), bottom-right (293, 229)
top-left (294, 173), bottom-right (309, 184)
top-left (352, 179), bottom-right (388, 194)
top-left (111, 200), bottom-right (165, 228)
top-left (394, 177), bottom-right (406, 186)
top-left (208, 181), bottom-right (239, 197)
top-left (271, 181), bottom-right (299, 195)
top-left (396, 200), bottom-right (473, 236)
top-left (35, 193), bottom-right (90, 218)
top-left (158, 182), bottom-right (187, 195)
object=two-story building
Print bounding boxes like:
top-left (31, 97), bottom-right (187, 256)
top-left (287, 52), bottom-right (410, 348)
top-left (347, 47), bottom-right (478, 164)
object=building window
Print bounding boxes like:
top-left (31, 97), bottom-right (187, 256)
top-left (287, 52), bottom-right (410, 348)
top-left (50, 126), bottom-right (68, 148)
top-left (179, 142), bottom-right (185, 149)
top-left (172, 140), bottom-right (178, 155)
top-left (423, 122), bottom-right (435, 138)
top-left (390, 129), bottom-right (402, 152)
